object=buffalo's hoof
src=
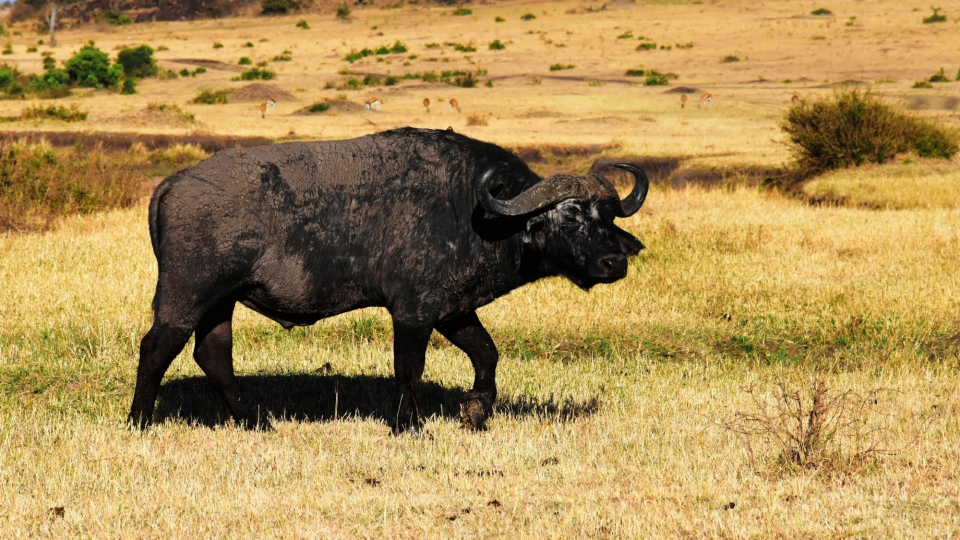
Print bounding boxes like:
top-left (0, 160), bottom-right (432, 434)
top-left (391, 422), bottom-right (427, 437)
top-left (460, 390), bottom-right (495, 431)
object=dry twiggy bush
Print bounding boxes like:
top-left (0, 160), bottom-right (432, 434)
top-left (719, 375), bottom-right (925, 474)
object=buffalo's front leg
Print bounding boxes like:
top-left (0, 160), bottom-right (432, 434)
top-left (437, 312), bottom-right (499, 431)
top-left (390, 319), bottom-right (434, 435)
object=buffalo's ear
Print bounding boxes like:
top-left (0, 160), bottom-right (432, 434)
top-left (614, 226), bottom-right (644, 255)
top-left (523, 214), bottom-right (547, 246)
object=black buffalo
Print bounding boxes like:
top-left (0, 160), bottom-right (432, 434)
top-left (129, 127), bottom-right (648, 433)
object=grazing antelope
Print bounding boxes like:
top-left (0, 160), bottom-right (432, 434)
top-left (364, 97), bottom-right (382, 114)
top-left (259, 98), bottom-right (276, 119)
top-left (791, 94), bottom-right (801, 104)
top-left (698, 93), bottom-right (713, 109)
top-left (449, 98), bottom-right (461, 113)
top-left (423, 98), bottom-right (430, 113)
top-left (680, 94), bottom-right (688, 108)
top-left (447, 126), bottom-right (454, 132)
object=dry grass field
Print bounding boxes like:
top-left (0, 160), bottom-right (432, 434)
top-left (2, 0), bottom-right (960, 537)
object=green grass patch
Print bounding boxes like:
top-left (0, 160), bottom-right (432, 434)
top-left (191, 89), bottom-right (232, 104)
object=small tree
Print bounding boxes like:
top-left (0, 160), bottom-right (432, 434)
top-left (261, 0), bottom-right (289, 15)
top-left (66, 42), bottom-right (123, 89)
top-left (117, 45), bottom-right (158, 78)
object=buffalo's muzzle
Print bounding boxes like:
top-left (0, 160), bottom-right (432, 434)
top-left (590, 254), bottom-right (628, 280)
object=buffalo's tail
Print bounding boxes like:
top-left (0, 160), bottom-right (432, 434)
top-left (147, 179), bottom-right (175, 262)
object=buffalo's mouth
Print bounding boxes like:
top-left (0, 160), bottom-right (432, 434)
top-left (587, 254), bottom-right (629, 283)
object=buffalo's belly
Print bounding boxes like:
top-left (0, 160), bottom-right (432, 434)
top-left (238, 282), bottom-right (375, 329)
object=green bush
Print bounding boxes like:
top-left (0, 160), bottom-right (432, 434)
top-left (453, 7), bottom-right (472, 16)
top-left (617, 31), bottom-right (633, 39)
top-left (495, 16), bottom-right (505, 22)
top-left (308, 102), bottom-right (330, 112)
top-left (549, 64), bottom-right (575, 71)
top-left (811, 8), bottom-right (832, 15)
top-left (521, 13), bottom-right (536, 21)
top-left (336, 3), bottom-right (350, 19)
top-left (261, 0), bottom-right (289, 15)
top-left (636, 42), bottom-right (656, 51)
top-left (239, 57), bottom-right (252, 65)
top-left (66, 43), bottom-right (123, 89)
top-left (121, 76), bottom-right (137, 95)
top-left (928, 68), bottom-right (950, 83)
top-left (489, 40), bottom-right (506, 50)
top-left (213, 42), bottom-right (224, 49)
top-left (234, 67), bottom-right (275, 81)
top-left (179, 68), bottom-right (191, 77)
top-left (721, 55), bottom-right (739, 63)
top-left (781, 89), bottom-right (958, 171)
top-left (644, 72), bottom-right (669, 86)
top-left (296, 19), bottom-right (310, 29)
top-left (272, 50), bottom-right (292, 62)
top-left (922, 8), bottom-right (946, 23)
top-left (625, 69), bottom-right (645, 76)
top-left (101, 9), bottom-right (133, 26)
top-left (117, 45), bottom-right (158, 78)
top-left (27, 69), bottom-right (71, 98)
top-left (192, 89), bottom-right (231, 104)
top-left (21, 104), bottom-right (88, 122)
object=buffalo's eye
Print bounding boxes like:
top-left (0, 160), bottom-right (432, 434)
top-left (561, 214), bottom-right (583, 236)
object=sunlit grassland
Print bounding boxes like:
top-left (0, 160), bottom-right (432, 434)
top-left (804, 158), bottom-right (960, 209)
top-left (2, 184), bottom-right (960, 537)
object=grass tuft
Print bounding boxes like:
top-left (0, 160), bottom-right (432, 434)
top-left (191, 89), bottom-right (232, 104)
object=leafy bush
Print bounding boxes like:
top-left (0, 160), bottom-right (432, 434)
top-left (233, 67), bottom-right (275, 81)
top-left (100, 9), bottom-right (133, 26)
top-left (28, 69), bottom-right (71, 98)
top-left (811, 8), bottom-right (832, 15)
top-left (489, 40), bottom-right (506, 50)
top-left (21, 104), bottom-right (88, 122)
top-left (448, 42), bottom-right (476, 52)
top-left (117, 45), bottom-right (158, 78)
top-left (722, 55), bottom-right (740, 63)
top-left (2, 43), bottom-right (11, 55)
top-left (213, 42), bottom-right (224, 49)
top-left (495, 16), bottom-right (505, 22)
top-left (336, 3), bottom-right (350, 19)
top-left (272, 50), bottom-right (292, 62)
top-left (625, 69), bottom-right (646, 77)
top-left (296, 19), bottom-right (310, 29)
top-left (453, 7), bottom-right (472, 16)
top-left (912, 80), bottom-right (933, 89)
top-left (549, 64), bottom-right (575, 71)
top-left (644, 72), bottom-right (670, 86)
top-left (192, 89), bottom-right (232, 104)
top-left (66, 43), bottom-right (123, 89)
top-left (238, 57), bottom-right (252, 65)
top-left (922, 7), bottom-right (946, 23)
top-left (121, 76), bottom-right (137, 95)
top-left (781, 89), bottom-right (958, 171)
top-left (617, 31), bottom-right (633, 39)
top-left (521, 13), bottom-right (536, 20)
top-left (636, 42), bottom-right (656, 51)
top-left (308, 102), bottom-right (330, 113)
top-left (389, 41), bottom-right (408, 54)
top-left (675, 42), bottom-right (694, 49)
top-left (261, 0), bottom-right (289, 15)
top-left (928, 68), bottom-right (950, 83)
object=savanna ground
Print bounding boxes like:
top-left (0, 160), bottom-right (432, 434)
top-left (2, 0), bottom-right (960, 537)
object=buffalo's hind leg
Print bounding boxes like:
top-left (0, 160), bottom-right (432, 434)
top-left (390, 318), bottom-right (435, 436)
top-left (193, 300), bottom-right (270, 430)
top-left (436, 312), bottom-right (499, 431)
top-left (128, 322), bottom-right (194, 429)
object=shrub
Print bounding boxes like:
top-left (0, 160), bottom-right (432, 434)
top-left (194, 67), bottom-right (207, 75)
top-left (453, 7), bottom-right (472, 16)
top-left (101, 9), bottom-right (133, 26)
top-left (636, 42), bottom-right (656, 50)
top-left (644, 72), bottom-right (670, 86)
top-left (234, 67), bottom-right (275, 81)
top-left (213, 42), bottom-right (224, 49)
top-left (21, 103), bottom-right (88, 121)
top-left (272, 50), bottom-right (292, 62)
top-left (117, 45), bottom-right (158, 78)
top-left (1, 43), bottom-right (11, 55)
top-left (27, 69), bottom-right (71, 98)
top-left (549, 64), bottom-right (575, 71)
top-left (421, 71), bottom-right (439, 83)
top-left (521, 13), bottom-right (536, 20)
top-left (912, 80), bottom-right (933, 89)
top-left (66, 43), bottom-right (123, 89)
top-left (296, 19), bottom-right (310, 29)
top-left (158, 69), bottom-right (178, 80)
top-left (449, 42), bottom-right (476, 52)
top-left (192, 89), bottom-right (232, 104)
top-left (261, 0), bottom-right (289, 15)
top-left (26, 46), bottom-right (37, 53)
top-left (617, 31), bottom-right (633, 39)
top-left (336, 3), bottom-right (350, 19)
top-left (721, 55), bottom-right (740, 63)
top-left (244, 42), bottom-right (254, 48)
top-left (928, 68), bottom-right (950, 83)
top-left (308, 102), bottom-right (330, 113)
top-left (625, 68), bottom-right (646, 76)
top-left (0, 140), bottom-right (141, 232)
top-left (362, 74), bottom-right (381, 86)
top-left (781, 89), bottom-right (958, 171)
top-left (238, 57), bottom-right (252, 65)
top-left (489, 40), bottom-right (506, 50)
top-left (495, 16), bottom-right (505, 22)
top-left (121, 76), bottom-right (137, 95)
top-left (675, 42), bottom-right (694, 48)
top-left (179, 68), bottom-right (191, 77)
top-left (922, 7), bottom-right (946, 23)
top-left (384, 75), bottom-right (399, 86)
top-left (811, 8), bottom-right (832, 15)
top-left (450, 71), bottom-right (476, 87)
top-left (389, 41), bottom-right (407, 54)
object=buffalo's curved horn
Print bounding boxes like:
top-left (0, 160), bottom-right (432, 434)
top-left (612, 163), bottom-right (649, 217)
top-left (476, 164), bottom-right (588, 217)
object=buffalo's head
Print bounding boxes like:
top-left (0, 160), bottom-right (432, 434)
top-left (477, 163), bottom-right (648, 289)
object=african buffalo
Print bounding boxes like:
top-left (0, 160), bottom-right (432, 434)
top-left (129, 127), bottom-right (648, 433)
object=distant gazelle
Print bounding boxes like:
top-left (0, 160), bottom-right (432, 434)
top-left (423, 98), bottom-right (430, 113)
top-left (364, 97), bottom-right (382, 114)
top-left (449, 98), bottom-right (461, 113)
top-left (259, 98), bottom-right (276, 119)
top-left (698, 93), bottom-right (713, 109)
top-left (680, 94), bottom-right (688, 108)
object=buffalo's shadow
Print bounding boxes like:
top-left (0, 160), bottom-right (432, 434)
top-left (156, 373), bottom-right (600, 428)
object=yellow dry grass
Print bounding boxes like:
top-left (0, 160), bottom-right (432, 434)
top-left (804, 158), bottom-right (960, 209)
top-left (2, 0), bottom-right (960, 537)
